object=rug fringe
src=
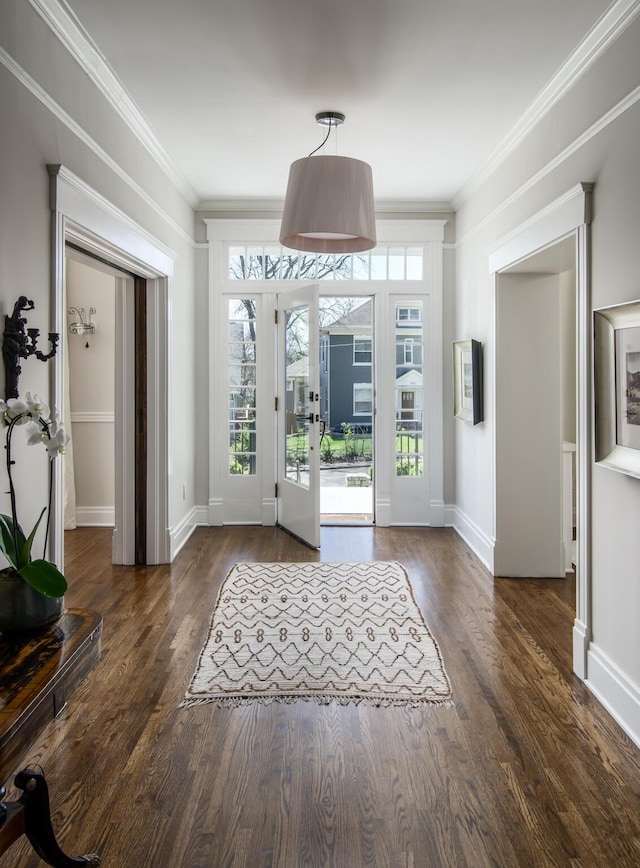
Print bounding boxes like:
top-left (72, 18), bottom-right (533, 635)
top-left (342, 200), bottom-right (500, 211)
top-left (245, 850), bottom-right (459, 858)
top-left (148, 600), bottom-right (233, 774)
top-left (180, 694), bottom-right (454, 710)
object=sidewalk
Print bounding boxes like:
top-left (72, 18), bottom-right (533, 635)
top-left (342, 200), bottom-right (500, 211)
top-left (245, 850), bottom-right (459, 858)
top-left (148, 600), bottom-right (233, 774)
top-left (320, 464), bottom-right (373, 516)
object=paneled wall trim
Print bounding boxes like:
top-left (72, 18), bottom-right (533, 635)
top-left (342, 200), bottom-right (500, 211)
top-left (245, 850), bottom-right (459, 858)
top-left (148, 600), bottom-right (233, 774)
top-left (70, 412), bottom-right (115, 424)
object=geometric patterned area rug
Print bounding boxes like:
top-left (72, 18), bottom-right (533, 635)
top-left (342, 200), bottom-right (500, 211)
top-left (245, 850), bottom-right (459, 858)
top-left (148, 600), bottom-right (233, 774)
top-left (180, 561), bottom-right (452, 709)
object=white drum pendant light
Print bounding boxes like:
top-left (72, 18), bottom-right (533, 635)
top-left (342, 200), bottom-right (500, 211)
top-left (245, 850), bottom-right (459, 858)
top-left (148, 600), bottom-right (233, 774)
top-left (279, 112), bottom-right (376, 254)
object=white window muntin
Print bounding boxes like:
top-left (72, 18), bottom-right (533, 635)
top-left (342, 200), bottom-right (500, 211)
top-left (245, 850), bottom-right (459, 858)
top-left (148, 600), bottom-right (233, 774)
top-left (228, 298), bottom-right (258, 475)
top-left (228, 246), bottom-right (424, 282)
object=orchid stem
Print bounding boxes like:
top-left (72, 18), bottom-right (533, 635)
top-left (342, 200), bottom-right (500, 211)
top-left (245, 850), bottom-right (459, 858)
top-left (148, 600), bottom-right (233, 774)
top-left (5, 414), bottom-right (22, 565)
top-left (43, 418), bottom-right (52, 558)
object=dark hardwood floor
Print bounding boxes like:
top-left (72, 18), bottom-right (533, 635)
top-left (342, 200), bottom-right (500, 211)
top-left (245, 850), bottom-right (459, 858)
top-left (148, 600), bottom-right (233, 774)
top-left (2, 526), bottom-right (640, 867)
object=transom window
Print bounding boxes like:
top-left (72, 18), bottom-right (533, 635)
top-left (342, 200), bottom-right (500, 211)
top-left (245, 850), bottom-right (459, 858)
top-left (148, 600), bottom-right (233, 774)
top-left (228, 246), bottom-right (423, 281)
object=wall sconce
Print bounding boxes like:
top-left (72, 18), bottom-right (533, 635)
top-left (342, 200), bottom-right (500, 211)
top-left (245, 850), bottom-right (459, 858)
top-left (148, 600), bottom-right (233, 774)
top-left (2, 296), bottom-right (59, 399)
top-left (68, 306), bottom-right (96, 348)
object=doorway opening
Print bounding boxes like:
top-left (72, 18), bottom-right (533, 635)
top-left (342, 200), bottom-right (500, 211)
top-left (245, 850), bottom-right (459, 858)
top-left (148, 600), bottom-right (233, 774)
top-left (318, 296), bottom-right (374, 525)
top-left (495, 237), bottom-right (577, 579)
top-left (63, 244), bottom-right (147, 565)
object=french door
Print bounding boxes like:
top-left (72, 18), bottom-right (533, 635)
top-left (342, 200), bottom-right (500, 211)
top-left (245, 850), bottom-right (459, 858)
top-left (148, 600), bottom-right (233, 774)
top-left (277, 285), bottom-right (320, 548)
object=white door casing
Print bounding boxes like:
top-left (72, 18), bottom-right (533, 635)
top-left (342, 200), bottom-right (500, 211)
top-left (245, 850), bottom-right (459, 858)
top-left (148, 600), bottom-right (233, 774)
top-left (206, 218), bottom-right (446, 531)
top-left (49, 164), bottom-right (173, 567)
top-left (488, 182), bottom-right (593, 678)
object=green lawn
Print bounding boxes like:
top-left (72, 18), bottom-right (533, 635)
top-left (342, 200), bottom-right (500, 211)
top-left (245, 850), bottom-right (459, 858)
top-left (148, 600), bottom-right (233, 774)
top-left (282, 430), bottom-right (423, 463)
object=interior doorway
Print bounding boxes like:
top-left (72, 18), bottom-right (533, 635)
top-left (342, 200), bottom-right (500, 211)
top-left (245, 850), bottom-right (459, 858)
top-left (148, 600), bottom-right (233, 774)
top-left (319, 296), bottom-right (374, 525)
top-left (489, 183), bottom-right (592, 679)
top-left (63, 244), bottom-right (147, 565)
top-left (49, 164), bottom-right (173, 569)
top-left (495, 237), bottom-right (577, 578)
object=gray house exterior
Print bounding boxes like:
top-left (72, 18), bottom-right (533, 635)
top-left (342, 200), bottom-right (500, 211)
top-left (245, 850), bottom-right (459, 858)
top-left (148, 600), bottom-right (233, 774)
top-left (319, 298), bottom-right (424, 435)
top-left (320, 300), bottom-right (373, 432)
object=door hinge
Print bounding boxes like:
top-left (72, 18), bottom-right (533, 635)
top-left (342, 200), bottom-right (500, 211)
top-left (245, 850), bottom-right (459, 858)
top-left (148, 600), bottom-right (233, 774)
top-left (275, 482), bottom-right (279, 498)
top-left (275, 396), bottom-right (279, 412)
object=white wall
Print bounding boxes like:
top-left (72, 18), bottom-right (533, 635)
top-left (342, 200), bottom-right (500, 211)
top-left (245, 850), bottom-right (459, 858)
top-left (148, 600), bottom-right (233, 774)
top-left (495, 273), bottom-right (563, 577)
top-left (454, 12), bottom-right (640, 742)
top-left (66, 256), bottom-right (115, 526)
top-left (0, 0), bottom-right (199, 560)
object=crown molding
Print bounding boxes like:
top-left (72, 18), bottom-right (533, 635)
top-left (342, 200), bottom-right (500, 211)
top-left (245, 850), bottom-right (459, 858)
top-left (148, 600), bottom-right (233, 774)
top-left (204, 217), bottom-right (447, 244)
top-left (197, 198), bottom-right (453, 215)
top-left (455, 81), bottom-right (640, 248)
top-left (453, 0), bottom-right (640, 209)
top-left (28, 0), bottom-right (199, 208)
top-left (0, 45), bottom-right (195, 246)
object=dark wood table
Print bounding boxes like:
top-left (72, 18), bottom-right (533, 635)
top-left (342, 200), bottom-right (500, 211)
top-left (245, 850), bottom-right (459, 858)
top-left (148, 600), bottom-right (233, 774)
top-left (0, 608), bottom-right (102, 866)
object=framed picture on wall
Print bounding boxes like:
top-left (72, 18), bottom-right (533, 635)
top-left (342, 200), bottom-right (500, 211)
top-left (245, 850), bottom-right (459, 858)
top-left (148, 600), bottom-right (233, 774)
top-left (453, 339), bottom-right (483, 425)
top-left (594, 299), bottom-right (640, 478)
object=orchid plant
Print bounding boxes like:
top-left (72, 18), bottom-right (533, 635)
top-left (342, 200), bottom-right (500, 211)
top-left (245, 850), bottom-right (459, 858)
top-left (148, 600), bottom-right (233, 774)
top-left (0, 392), bottom-right (69, 598)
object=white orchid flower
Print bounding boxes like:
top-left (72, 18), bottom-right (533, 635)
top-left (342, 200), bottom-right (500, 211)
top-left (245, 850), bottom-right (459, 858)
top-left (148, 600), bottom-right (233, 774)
top-left (0, 398), bottom-right (29, 423)
top-left (24, 419), bottom-right (48, 446)
top-left (23, 392), bottom-right (50, 420)
top-left (46, 426), bottom-right (70, 458)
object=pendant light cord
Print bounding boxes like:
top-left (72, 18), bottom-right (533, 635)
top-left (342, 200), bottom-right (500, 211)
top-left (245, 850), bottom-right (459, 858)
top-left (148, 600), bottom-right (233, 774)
top-left (308, 123), bottom-right (332, 157)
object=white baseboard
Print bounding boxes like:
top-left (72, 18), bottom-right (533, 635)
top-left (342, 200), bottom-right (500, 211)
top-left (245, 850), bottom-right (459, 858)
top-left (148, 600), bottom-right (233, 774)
top-left (586, 643), bottom-right (640, 749)
top-left (170, 506), bottom-right (208, 560)
top-left (75, 506), bottom-right (115, 527)
top-left (446, 504), bottom-right (495, 573)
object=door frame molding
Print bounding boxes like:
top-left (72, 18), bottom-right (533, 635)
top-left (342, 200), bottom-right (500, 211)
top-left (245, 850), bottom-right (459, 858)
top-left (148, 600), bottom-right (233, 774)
top-left (489, 181), bottom-right (593, 679)
top-left (48, 164), bottom-right (173, 566)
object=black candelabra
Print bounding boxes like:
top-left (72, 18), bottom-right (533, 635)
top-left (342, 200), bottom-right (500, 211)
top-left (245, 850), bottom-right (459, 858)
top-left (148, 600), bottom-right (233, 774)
top-left (2, 297), bottom-right (59, 399)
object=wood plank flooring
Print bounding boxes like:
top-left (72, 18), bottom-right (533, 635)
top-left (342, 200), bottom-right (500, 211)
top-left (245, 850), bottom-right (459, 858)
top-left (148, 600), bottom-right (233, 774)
top-left (1, 526), bottom-right (639, 867)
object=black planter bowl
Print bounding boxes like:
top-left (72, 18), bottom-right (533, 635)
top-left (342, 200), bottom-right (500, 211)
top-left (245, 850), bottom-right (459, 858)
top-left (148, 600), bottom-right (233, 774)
top-left (0, 571), bottom-right (63, 635)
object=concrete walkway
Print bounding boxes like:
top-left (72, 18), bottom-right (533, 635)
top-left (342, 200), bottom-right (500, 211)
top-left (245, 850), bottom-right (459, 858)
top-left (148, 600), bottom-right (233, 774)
top-left (320, 464), bottom-right (373, 516)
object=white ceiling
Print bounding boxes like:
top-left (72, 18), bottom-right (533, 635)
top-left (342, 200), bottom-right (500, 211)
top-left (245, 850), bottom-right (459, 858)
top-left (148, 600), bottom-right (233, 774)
top-left (61, 0), bottom-right (614, 208)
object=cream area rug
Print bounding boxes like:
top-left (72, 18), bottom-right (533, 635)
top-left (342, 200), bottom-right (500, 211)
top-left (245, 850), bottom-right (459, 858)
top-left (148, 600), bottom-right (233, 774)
top-left (180, 561), bottom-right (452, 709)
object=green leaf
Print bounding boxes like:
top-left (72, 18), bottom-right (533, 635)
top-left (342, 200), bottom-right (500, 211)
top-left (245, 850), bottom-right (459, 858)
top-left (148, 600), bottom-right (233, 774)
top-left (19, 507), bottom-right (47, 568)
top-left (18, 559), bottom-right (67, 598)
top-left (0, 513), bottom-right (26, 570)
